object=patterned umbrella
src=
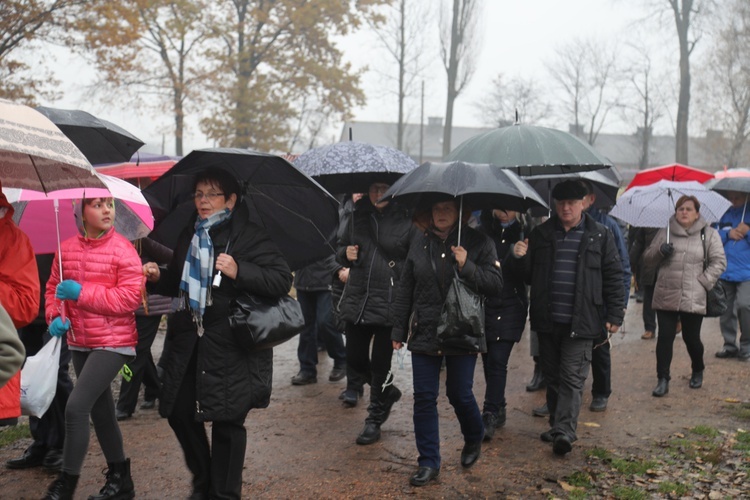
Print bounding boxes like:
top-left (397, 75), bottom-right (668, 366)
top-left (0, 99), bottom-right (104, 193)
top-left (293, 141), bottom-right (418, 194)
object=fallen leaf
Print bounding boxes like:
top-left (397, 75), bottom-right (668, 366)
top-left (725, 398), bottom-right (740, 403)
top-left (558, 481), bottom-right (583, 492)
top-left (582, 422), bottom-right (601, 428)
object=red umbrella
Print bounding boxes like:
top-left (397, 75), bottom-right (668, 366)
top-left (626, 163), bottom-right (714, 190)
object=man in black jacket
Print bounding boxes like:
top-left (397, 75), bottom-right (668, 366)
top-left (513, 180), bottom-right (625, 456)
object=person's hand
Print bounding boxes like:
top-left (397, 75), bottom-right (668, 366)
top-left (729, 228), bottom-right (745, 241)
top-left (738, 222), bottom-right (750, 236)
top-left (346, 245), bottom-right (359, 262)
top-left (215, 253), bottom-right (238, 280)
top-left (49, 317), bottom-right (70, 337)
top-left (606, 322), bottom-right (619, 334)
top-left (143, 263), bottom-right (161, 283)
top-left (337, 267), bottom-right (350, 284)
top-left (56, 280), bottom-right (82, 301)
top-left (451, 245), bottom-right (467, 270)
top-left (659, 243), bottom-right (674, 257)
top-left (513, 239), bottom-right (529, 258)
top-left (392, 341), bottom-right (403, 350)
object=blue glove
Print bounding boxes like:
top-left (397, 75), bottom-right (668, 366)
top-left (49, 317), bottom-right (70, 337)
top-left (56, 280), bottom-right (82, 301)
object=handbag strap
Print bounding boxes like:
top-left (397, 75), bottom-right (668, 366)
top-left (700, 228), bottom-right (708, 272)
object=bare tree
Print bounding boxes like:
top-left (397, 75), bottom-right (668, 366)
top-left (439, 0), bottom-right (482, 158)
top-left (546, 37), bottom-right (621, 146)
top-left (475, 73), bottom-right (551, 127)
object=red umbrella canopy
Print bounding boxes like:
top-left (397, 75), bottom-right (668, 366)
top-left (626, 163), bottom-right (714, 190)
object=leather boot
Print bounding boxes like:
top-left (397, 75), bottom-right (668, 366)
top-left (652, 378), bottom-right (669, 397)
top-left (380, 385), bottom-right (402, 424)
top-left (43, 471), bottom-right (79, 500)
top-left (88, 458), bottom-right (135, 500)
top-left (526, 361), bottom-right (546, 392)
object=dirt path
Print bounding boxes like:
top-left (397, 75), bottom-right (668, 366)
top-left (2, 302), bottom-right (749, 499)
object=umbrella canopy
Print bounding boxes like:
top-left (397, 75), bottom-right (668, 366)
top-left (94, 152), bottom-right (181, 181)
top-left (36, 106), bottom-right (145, 165)
top-left (143, 148), bottom-right (339, 270)
top-left (626, 163), bottom-right (714, 190)
top-left (5, 174), bottom-right (154, 254)
top-left (445, 124), bottom-right (613, 175)
top-left (705, 168), bottom-right (750, 193)
top-left (380, 161), bottom-right (548, 212)
top-left (0, 99), bottom-right (104, 193)
top-left (610, 180), bottom-right (731, 228)
top-left (525, 168), bottom-right (621, 215)
top-left (293, 141), bottom-right (418, 194)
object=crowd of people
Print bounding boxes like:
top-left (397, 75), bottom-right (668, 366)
top-left (1, 166), bottom-right (748, 497)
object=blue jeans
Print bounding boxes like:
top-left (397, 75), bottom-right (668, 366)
top-left (411, 353), bottom-right (483, 470)
top-left (296, 290), bottom-right (346, 375)
top-left (481, 340), bottom-right (514, 415)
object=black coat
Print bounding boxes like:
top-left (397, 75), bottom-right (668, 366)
top-left (293, 254), bottom-right (339, 292)
top-left (391, 226), bottom-right (503, 355)
top-left (477, 212), bottom-right (528, 343)
top-left (152, 205), bottom-right (292, 422)
top-left (336, 198), bottom-right (415, 326)
top-left (523, 214), bottom-right (625, 339)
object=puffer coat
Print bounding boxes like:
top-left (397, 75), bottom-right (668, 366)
top-left (644, 216), bottom-right (726, 315)
top-left (152, 205), bottom-right (292, 422)
top-left (45, 229), bottom-right (143, 349)
top-left (336, 198), bottom-right (414, 327)
top-left (391, 225), bottom-right (503, 355)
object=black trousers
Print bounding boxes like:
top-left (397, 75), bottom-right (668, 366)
top-left (655, 311), bottom-right (704, 380)
top-left (117, 315), bottom-right (162, 414)
top-left (19, 324), bottom-right (73, 454)
top-left (168, 347), bottom-right (247, 500)
top-left (590, 328), bottom-right (611, 399)
top-left (344, 323), bottom-right (393, 400)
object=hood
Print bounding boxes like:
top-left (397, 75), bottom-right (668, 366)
top-left (0, 180), bottom-right (14, 220)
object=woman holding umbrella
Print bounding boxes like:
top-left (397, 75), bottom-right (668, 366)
top-left (143, 167), bottom-right (292, 499)
top-left (391, 198), bottom-right (503, 486)
top-left (643, 195), bottom-right (726, 397)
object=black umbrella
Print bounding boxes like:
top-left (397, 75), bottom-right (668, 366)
top-left (143, 148), bottom-right (339, 270)
top-left (446, 123), bottom-right (612, 175)
top-left (525, 168), bottom-right (622, 216)
top-left (36, 106), bottom-right (144, 164)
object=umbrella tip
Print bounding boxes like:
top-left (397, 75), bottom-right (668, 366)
top-left (349, 127), bottom-right (353, 141)
top-left (514, 109), bottom-right (520, 125)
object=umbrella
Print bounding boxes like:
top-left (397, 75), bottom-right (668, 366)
top-left (0, 99), bottom-right (105, 193)
top-left (525, 168), bottom-right (621, 216)
top-left (626, 163), bottom-right (714, 190)
top-left (705, 168), bottom-right (750, 193)
top-left (610, 181), bottom-right (731, 241)
top-left (94, 152), bottom-right (181, 181)
top-left (5, 174), bottom-right (154, 254)
top-left (36, 106), bottom-right (145, 165)
top-left (380, 161), bottom-right (548, 244)
top-left (143, 148), bottom-right (339, 270)
top-left (445, 123), bottom-right (613, 175)
top-left (293, 141), bottom-right (418, 193)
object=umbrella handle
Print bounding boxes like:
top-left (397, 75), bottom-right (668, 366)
top-left (54, 198), bottom-right (66, 323)
top-left (458, 196), bottom-right (463, 247)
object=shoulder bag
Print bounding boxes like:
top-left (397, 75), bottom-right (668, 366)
top-left (701, 228), bottom-right (728, 318)
top-left (436, 266), bottom-right (486, 351)
top-left (229, 293), bottom-right (305, 351)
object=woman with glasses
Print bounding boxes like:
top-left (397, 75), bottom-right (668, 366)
top-left (337, 181), bottom-right (415, 446)
top-left (143, 168), bottom-right (292, 499)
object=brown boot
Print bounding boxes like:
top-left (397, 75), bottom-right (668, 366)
top-left (641, 330), bottom-right (655, 339)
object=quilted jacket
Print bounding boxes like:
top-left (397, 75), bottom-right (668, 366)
top-left (45, 229), bottom-right (143, 349)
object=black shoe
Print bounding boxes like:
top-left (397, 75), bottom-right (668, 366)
top-left (553, 435), bottom-right (573, 456)
top-left (380, 386), bottom-right (402, 424)
top-left (739, 353), bottom-right (750, 361)
top-left (291, 371), bottom-right (317, 385)
top-left (689, 371), bottom-right (703, 389)
top-left (340, 388), bottom-right (362, 407)
top-left (43, 471), bottom-right (79, 500)
top-left (540, 430), bottom-right (555, 443)
top-left (482, 412), bottom-right (498, 441)
top-left (526, 365), bottom-right (546, 392)
top-left (139, 399), bottom-right (156, 410)
top-left (356, 422), bottom-right (381, 445)
top-left (460, 440), bottom-right (482, 468)
top-left (88, 458), bottom-right (134, 500)
top-left (652, 378), bottom-right (669, 397)
top-left (409, 466), bottom-right (439, 487)
top-left (532, 403), bottom-right (549, 417)
top-left (589, 396), bottom-right (608, 412)
top-left (329, 366), bottom-right (346, 382)
top-left (115, 409), bottom-right (131, 421)
top-left (6, 448), bottom-right (45, 469)
top-left (716, 349), bottom-right (738, 359)
top-left (42, 449), bottom-right (63, 472)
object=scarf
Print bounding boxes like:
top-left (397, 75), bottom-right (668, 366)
top-left (179, 209), bottom-right (231, 335)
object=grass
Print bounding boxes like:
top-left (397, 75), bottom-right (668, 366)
top-left (734, 431), bottom-right (750, 452)
top-left (610, 457), bottom-right (658, 475)
top-left (0, 423), bottom-right (30, 447)
top-left (586, 447), bottom-right (611, 460)
top-left (690, 425), bottom-right (719, 438)
top-left (566, 471), bottom-right (592, 489)
top-left (657, 481), bottom-right (689, 496)
top-left (611, 485), bottom-right (647, 500)
top-left (731, 405), bottom-right (750, 421)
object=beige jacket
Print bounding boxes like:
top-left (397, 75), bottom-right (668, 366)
top-left (0, 304), bottom-right (25, 389)
top-left (644, 216), bottom-right (727, 315)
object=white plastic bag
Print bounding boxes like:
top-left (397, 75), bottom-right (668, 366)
top-left (20, 336), bottom-right (61, 417)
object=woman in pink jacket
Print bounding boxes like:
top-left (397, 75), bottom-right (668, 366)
top-left (42, 197), bottom-right (143, 500)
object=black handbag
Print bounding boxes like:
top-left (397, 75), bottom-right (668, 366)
top-left (436, 267), bottom-right (486, 351)
top-left (700, 228), bottom-right (728, 318)
top-left (228, 293), bottom-right (305, 351)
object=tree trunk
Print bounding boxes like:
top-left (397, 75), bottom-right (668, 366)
top-left (397, 0), bottom-right (405, 151)
top-left (442, 0), bottom-right (460, 158)
top-left (672, 0), bottom-right (692, 164)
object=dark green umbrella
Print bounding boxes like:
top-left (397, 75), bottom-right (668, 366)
top-left (446, 123), bottom-right (612, 175)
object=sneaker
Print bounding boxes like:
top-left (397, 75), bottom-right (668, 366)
top-left (340, 388), bottom-right (362, 407)
top-left (115, 409), bottom-right (131, 421)
top-left (589, 396), bottom-right (608, 412)
top-left (329, 366), bottom-right (346, 382)
top-left (140, 399), bottom-right (156, 410)
top-left (532, 403), bottom-right (549, 417)
top-left (291, 371), bottom-right (317, 385)
top-left (715, 349), bottom-right (738, 359)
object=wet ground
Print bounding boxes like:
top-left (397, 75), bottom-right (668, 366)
top-left (1, 299), bottom-right (749, 498)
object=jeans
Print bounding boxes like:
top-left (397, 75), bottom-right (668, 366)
top-left (411, 353), bottom-right (483, 470)
top-left (296, 290), bottom-right (346, 375)
top-left (481, 340), bottom-right (514, 415)
top-left (656, 311), bottom-right (704, 380)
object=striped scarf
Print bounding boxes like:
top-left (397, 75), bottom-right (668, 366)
top-left (180, 209), bottom-right (231, 335)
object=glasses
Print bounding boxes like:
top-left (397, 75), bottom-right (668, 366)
top-left (193, 192), bottom-right (225, 201)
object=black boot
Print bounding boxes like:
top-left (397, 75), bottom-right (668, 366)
top-left (380, 385), bottom-right (402, 424)
top-left (652, 378), bottom-right (669, 397)
top-left (526, 360), bottom-right (546, 392)
top-left (87, 458), bottom-right (135, 500)
top-left (43, 471), bottom-right (79, 500)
